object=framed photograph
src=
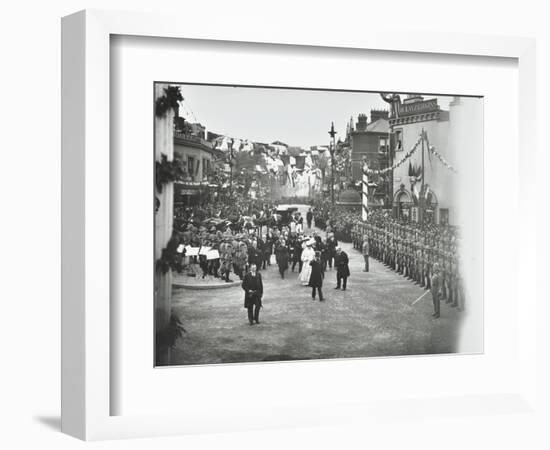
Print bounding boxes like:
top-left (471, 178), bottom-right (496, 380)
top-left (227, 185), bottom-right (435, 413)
top-left (62, 9), bottom-right (537, 441)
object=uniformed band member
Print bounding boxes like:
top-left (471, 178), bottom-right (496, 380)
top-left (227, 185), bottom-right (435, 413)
top-left (242, 263), bottom-right (263, 325)
top-left (309, 251), bottom-right (325, 301)
top-left (334, 247), bottom-right (350, 290)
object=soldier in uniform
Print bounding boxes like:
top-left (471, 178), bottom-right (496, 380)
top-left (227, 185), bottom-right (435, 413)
top-left (418, 245), bottom-right (426, 288)
top-left (233, 240), bottom-right (248, 280)
top-left (431, 262), bottom-right (442, 318)
top-left (361, 234), bottom-right (370, 272)
top-left (396, 239), bottom-right (403, 274)
top-left (219, 239), bottom-right (234, 282)
top-left (444, 250), bottom-right (453, 305)
top-left (425, 245), bottom-right (433, 290)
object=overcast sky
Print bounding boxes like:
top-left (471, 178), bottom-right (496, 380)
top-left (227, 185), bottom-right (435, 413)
top-left (174, 84), bottom-right (453, 148)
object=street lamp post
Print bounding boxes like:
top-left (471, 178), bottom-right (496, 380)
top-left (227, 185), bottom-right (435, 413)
top-left (228, 138), bottom-right (234, 198)
top-left (328, 122), bottom-right (337, 205)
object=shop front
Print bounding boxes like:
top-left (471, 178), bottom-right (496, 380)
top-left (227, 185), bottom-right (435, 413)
top-left (174, 181), bottom-right (218, 208)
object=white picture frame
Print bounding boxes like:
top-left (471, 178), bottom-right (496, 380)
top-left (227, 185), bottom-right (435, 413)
top-left (61, 9), bottom-right (538, 441)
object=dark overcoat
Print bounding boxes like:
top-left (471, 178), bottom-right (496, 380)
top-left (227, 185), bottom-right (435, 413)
top-left (242, 272), bottom-right (263, 308)
top-left (308, 260), bottom-right (324, 288)
top-left (335, 251), bottom-right (350, 278)
top-left (291, 242), bottom-right (303, 262)
top-left (275, 244), bottom-right (290, 270)
top-left (247, 247), bottom-right (262, 267)
top-left (327, 237), bottom-right (338, 256)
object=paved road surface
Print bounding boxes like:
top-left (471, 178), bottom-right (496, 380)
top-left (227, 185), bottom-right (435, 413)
top-left (169, 211), bottom-right (464, 366)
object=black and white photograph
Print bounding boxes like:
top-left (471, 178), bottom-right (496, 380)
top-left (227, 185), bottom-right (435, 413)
top-left (154, 82), bottom-right (483, 366)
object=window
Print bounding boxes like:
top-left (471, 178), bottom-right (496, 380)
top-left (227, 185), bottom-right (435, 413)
top-left (394, 129), bottom-right (403, 152)
top-left (202, 158), bottom-right (210, 180)
top-left (378, 137), bottom-right (388, 153)
top-left (439, 208), bottom-right (449, 225)
top-left (187, 156), bottom-right (195, 181)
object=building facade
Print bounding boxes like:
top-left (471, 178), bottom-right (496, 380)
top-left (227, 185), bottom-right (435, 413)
top-left (173, 131), bottom-right (223, 207)
top-left (350, 110), bottom-right (392, 207)
top-left (389, 95), bottom-right (454, 224)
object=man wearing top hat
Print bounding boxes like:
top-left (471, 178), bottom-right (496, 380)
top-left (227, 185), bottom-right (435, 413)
top-left (275, 237), bottom-right (290, 279)
top-left (334, 246), bottom-right (350, 291)
top-left (242, 263), bottom-right (263, 325)
top-left (326, 233), bottom-right (338, 270)
top-left (309, 251), bottom-right (325, 301)
top-left (290, 234), bottom-right (304, 273)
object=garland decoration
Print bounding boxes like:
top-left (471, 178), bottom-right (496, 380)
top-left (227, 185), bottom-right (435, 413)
top-left (155, 86), bottom-right (183, 117)
top-left (155, 154), bottom-right (187, 193)
top-left (362, 135), bottom-right (422, 176)
top-left (428, 145), bottom-right (458, 173)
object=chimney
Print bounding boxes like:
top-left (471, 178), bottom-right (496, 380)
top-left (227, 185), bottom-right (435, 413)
top-left (356, 113), bottom-right (368, 131)
top-left (370, 109), bottom-right (389, 122)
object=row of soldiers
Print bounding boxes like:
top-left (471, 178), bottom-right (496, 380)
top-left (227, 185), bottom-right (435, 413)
top-left (351, 220), bottom-right (465, 311)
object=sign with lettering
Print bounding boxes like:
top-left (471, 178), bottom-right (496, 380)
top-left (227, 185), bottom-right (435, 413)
top-left (178, 189), bottom-right (198, 195)
top-left (398, 99), bottom-right (439, 117)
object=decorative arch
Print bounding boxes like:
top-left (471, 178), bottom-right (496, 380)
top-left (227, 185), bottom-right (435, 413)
top-left (393, 188), bottom-right (412, 203)
top-left (425, 189), bottom-right (438, 206)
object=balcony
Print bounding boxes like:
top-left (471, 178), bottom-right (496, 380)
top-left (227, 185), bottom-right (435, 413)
top-left (173, 131), bottom-right (217, 153)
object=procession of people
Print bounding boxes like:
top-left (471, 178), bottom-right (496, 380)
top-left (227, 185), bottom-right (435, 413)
top-left (165, 192), bottom-right (464, 325)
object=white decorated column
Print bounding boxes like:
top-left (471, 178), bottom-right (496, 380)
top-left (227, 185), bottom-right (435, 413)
top-left (154, 84), bottom-right (175, 364)
top-left (362, 161), bottom-right (369, 221)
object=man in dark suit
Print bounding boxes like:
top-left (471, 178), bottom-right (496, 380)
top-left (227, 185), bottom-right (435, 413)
top-left (242, 263), bottom-right (263, 325)
top-left (309, 251), bottom-right (325, 301)
top-left (247, 240), bottom-right (261, 271)
top-left (306, 209), bottom-right (313, 229)
top-left (334, 247), bottom-right (350, 290)
top-left (326, 234), bottom-right (338, 270)
top-left (275, 238), bottom-right (290, 279)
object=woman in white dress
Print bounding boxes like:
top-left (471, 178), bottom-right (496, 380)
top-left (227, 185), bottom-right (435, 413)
top-left (299, 240), bottom-right (316, 285)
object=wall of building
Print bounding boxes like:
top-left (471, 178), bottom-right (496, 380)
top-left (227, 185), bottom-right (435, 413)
top-left (392, 116), bottom-right (451, 221)
top-left (351, 132), bottom-right (390, 178)
top-left (174, 143), bottom-right (214, 182)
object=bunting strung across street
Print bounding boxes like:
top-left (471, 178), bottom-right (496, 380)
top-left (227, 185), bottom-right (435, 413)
top-left (428, 145), bottom-right (458, 173)
top-left (362, 135), bottom-right (422, 175)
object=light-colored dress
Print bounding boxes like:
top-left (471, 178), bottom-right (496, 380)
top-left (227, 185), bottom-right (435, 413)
top-left (299, 247), bottom-right (316, 285)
